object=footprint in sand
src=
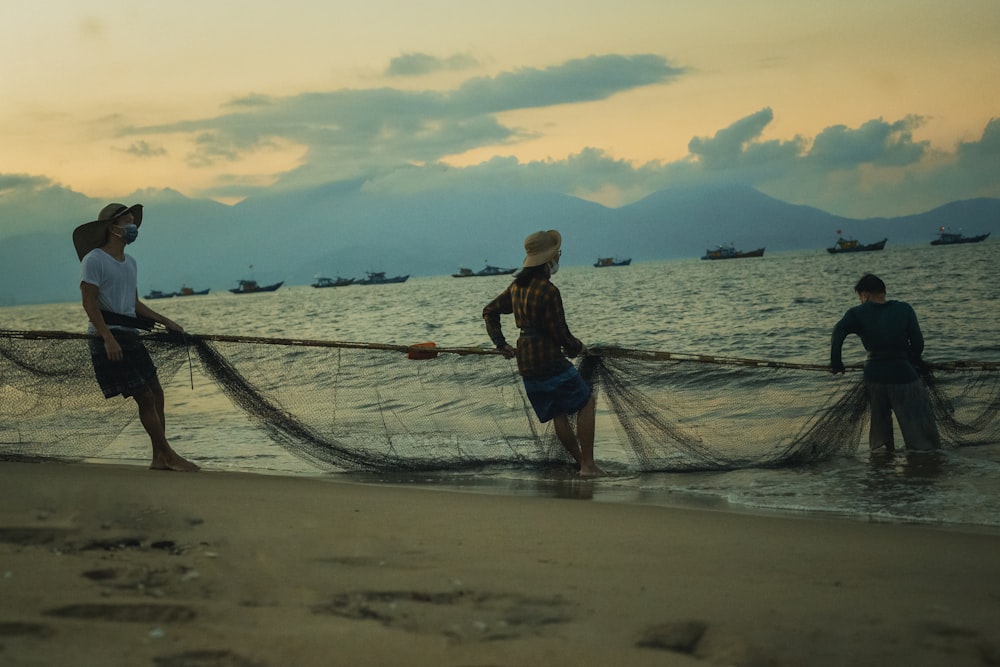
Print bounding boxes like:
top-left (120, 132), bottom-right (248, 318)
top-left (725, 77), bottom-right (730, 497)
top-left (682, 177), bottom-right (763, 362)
top-left (0, 527), bottom-right (75, 545)
top-left (312, 589), bottom-right (573, 642)
top-left (636, 620), bottom-right (708, 654)
top-left (153, 649), bottom-right (266, 667)
top-left (43, 603), bottom-right (196, 623)
top-left (0, 621), bottom-right (56, 639)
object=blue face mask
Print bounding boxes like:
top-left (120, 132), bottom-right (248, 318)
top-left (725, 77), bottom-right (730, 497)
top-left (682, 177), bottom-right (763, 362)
top-left (115, 223), bottom-right (139, 244)
top-left (548, 258), bottom-right (559, 275)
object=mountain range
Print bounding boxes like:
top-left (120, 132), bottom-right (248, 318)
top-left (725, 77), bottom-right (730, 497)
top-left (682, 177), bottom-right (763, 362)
top-left (1, 183), bottom-right (997, 306)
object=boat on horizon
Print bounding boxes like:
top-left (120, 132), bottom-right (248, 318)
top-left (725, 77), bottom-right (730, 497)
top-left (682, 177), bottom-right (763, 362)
top-left (312, 276), bottom-right (356, 288)
top-left (826, 232), bottom-right (887, 254)
top-left (357, 271), bottom-right (409, 285)
top-left (452, 264), bottom-right (516, 278)
top-left (143, 289), bottom-right (175, 299)
top-left (229, 279), bottom-right (283, 294)
top-left (177, 286), bottom-right (209, 296)
top-left (594, 257), bottom-right (632, 267)
top-left (701, 245), bottom-right (765, 260)
top-left (931, 228), bottom-right (990, 245)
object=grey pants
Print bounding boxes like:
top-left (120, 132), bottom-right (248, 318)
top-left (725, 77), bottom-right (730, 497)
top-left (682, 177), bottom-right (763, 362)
top-left (867, 379), bottom-right (941, 451)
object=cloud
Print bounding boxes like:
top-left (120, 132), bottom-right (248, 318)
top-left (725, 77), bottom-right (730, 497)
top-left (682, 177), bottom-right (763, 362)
top-left (689, 108), bottom-right (790, 168)
top-left (806, 116), bottom-right (928, 169)
top-left (957, 117), bottom-right (1000, 165)
top-left (118, 141), bottom-right (167, 158)
top-left (124, 53), bottom-right (685, 192)
top-left (361, 113), bottom-right (1000, 216)
top-left (689, 107), bottom-right (773, 160)
top-left (686, 111), bottom-right (931, 181)
top-left (719, 114), bottom-right (997, 216)
top-left (452, 54), bottom-right (685, 113)
top-left (920, 116), bottom-right (1000, 200)
top-left (225, 93), bottom-right (276, 109)
top-left (66, 50), bottom-right (996, 217)
top-left (0, 173), bottom-right (55, 195)
top-left (359, 148), bottom-right (638, 199)
top-left (4, 113), bottom-right (1000, 225)
top-left (686, 108), bottom-right (804, 179)
top-left (385, 52), bottom-right (480, 77)
top-left (0, 173), bottom-right (89, 237)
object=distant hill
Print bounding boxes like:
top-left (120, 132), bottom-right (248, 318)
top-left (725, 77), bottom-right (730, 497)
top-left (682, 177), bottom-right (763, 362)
top-left (1, 183), bottom-right (997, 305)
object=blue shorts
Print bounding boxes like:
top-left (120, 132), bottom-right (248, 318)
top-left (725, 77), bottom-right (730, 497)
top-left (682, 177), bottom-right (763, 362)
top-left (523, 366), bottom-right (592, 423)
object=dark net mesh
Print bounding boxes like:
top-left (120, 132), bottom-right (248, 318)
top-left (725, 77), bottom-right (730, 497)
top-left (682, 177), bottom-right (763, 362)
top-left (2, 330), bottom-right (998, 471)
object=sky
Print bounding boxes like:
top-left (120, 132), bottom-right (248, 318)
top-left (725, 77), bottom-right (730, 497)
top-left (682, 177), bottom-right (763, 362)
top-left (2, 0), bottom-right (999, 228)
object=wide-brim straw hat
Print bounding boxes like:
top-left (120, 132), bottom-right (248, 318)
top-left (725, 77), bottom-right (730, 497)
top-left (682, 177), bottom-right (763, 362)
top-left (523, 229), bottom-right (561, 267)
top-left (72, 203), bottom-right (143, 261)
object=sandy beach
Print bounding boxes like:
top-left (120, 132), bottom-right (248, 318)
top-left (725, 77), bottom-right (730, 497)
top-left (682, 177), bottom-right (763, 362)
top-left (1, 461), bottom-right (998, 666)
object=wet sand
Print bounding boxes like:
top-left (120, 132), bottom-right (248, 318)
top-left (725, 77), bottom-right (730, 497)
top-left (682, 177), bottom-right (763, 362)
top-left (1, 460), bottom-right (998, 666)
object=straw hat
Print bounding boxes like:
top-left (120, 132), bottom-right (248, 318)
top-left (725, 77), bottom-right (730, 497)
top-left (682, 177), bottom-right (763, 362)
top-left (522, 229), bottom-right (561, 267)
top-left (72, 203), bottom-right (143, 261)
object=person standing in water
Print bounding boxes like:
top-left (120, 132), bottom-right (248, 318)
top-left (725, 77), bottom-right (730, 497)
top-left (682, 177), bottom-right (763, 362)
top-left (483, 230), bottom-right (602, 476)
top-left (74, 202), bottom-right (199, 471)
top-left (830, 273), bottom-right (940, 452)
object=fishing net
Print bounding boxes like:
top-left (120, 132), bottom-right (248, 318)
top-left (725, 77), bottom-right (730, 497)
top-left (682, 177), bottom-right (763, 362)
top-left (1, 329), bottom-right (998, 472)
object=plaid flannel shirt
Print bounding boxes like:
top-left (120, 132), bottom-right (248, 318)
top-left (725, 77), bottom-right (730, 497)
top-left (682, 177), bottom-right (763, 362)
top-left (483, 277), bottom-right (583, 378)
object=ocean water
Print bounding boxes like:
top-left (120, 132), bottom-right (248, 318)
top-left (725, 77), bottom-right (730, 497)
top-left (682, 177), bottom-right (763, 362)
top-left (3, 241), bottom-right (999, 529)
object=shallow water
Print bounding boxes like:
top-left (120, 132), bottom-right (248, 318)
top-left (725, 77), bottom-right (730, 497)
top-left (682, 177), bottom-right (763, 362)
top-left (3, 242), bottom-right (999, 528)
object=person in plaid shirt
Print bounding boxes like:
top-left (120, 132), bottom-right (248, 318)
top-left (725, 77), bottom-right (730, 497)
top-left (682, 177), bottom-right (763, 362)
top-left (483, 230), bottom-right (602, 476)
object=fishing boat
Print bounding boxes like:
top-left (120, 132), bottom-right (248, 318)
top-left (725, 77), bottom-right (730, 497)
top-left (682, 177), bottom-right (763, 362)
top-left (229, 279), bottom-right (283, 294)
top-left (312, 276), bottom-right (355, 288)
top-left (143, 289), bottom-right (175, 299)
top-left (594, 257), bottom-right (631, 267)
top-left (177, 286), bottom-right (210, 296)
top-left (357, 271), bottom-right (409, 285)
top-left (931, 228), bottom-right (991, 245)
top-left (701, 245), bottom-right (765, 260)
top-left (826, 233), bottom-right (887, 254)
top-left (451, 264), bottom-right (516, 278)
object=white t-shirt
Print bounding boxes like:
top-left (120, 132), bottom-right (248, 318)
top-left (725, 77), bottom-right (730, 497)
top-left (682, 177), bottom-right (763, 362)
top-left (80, 248), bottom-right (138, 330)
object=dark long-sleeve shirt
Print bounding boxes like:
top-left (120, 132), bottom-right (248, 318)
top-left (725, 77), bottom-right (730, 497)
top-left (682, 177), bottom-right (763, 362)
top-left (483, 276), bottom-right (583, 378)
top-left (830, 300), bottom-right (924, 384)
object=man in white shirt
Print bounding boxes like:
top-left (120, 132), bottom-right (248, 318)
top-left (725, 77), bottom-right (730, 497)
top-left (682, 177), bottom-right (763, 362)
top-left (74, 203), bottom-right (199, 471)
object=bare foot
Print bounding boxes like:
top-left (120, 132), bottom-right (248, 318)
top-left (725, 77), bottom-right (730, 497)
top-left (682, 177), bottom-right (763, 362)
top-left (579, 463), bottom-right (605, 478)
top-left (151, 454), bottom-right (200, 472)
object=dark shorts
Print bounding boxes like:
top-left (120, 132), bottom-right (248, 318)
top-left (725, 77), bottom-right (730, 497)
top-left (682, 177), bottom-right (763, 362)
top-left (523, 366), bottom-right (592, 423)
top-left (88, 329), bottom-right (159, 399)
